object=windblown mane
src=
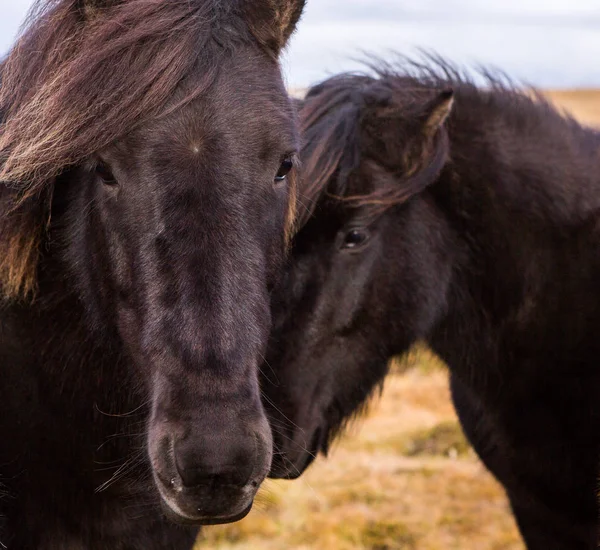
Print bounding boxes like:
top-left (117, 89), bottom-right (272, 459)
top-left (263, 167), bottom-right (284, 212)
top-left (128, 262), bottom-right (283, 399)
top-left (0, 0), bottom-right (265, 300)
top-left (0, 0), bottom-right (250, 189)
top-left (297, 55), bottom-right (585, 228)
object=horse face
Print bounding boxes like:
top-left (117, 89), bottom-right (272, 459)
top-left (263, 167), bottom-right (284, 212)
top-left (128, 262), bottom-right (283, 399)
top-left (265, 195), bottom-right (398, 478)
top-left (266, 193), bottom-right (455, 478)
top-left (63, 50), bottom-right (297, 523)
top-left (264, 82), bottom-right (454, 479)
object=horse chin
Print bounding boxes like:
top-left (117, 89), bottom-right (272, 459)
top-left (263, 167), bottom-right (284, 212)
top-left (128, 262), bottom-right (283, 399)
top-left (268, 423), bottom-right (325, 479)
top-left (155, 481), bottom-right (255, 526)
top-left (159, 495), bottom-right (254, 526)
top-left (268, 465), bottom-right (304, 480)
top-left (268, 450), bottom-right (317, 480)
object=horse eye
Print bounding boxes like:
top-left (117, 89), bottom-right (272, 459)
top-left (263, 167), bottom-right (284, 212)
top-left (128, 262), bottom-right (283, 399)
top-left (275, 158), bottom-right (294, 184)
top-left (342, 229), bottom-right (370, 249)
top-left (95, 161), bottom-right (117, 186)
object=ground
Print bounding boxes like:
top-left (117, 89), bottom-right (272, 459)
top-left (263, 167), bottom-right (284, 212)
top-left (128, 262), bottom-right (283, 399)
top-left (546, 90), bottom-right (600, 127)
top-left (196, 91), bottom-right (600, 550)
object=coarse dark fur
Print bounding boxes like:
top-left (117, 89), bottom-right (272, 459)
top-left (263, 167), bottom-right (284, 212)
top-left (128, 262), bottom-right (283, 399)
top-left (264, 58), bottom-right (600, 549)
top-left (0, 0), bottom-right (306, 548)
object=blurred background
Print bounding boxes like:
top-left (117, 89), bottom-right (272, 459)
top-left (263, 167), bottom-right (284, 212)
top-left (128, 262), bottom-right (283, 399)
top-left (2, 0), bottom-right (600, 90)
top-left (2, 1), bottom-right (599, 548)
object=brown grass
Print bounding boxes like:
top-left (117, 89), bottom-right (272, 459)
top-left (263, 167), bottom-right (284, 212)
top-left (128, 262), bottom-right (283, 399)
top-left (544, 89), bottom-right (600, 128)
top-left (194, 91), bottom-right (599, 550)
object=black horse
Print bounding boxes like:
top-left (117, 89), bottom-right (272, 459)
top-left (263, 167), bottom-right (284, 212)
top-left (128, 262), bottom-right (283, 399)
top-left (0, 0), bottom-right (305, 547)
top-left (265, 61), bottom-right (600, 549)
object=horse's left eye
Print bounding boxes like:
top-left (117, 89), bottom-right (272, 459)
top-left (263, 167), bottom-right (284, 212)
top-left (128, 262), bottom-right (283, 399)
top-left (95, 161), bottom-right (118, 186)
top-left (275, 158), bottom-right (294, 184)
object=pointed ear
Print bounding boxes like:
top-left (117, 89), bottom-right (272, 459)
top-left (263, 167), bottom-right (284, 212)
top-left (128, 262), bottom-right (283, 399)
top-left (421, 89), bottom-right (454, 143)
top-left (361, 88), bottom-right (454, 176)
top-left (243, 0), bottom-right (307, 56)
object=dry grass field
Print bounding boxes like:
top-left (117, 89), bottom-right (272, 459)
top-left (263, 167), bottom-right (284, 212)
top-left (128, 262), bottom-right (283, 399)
top-left (546, 90), bottom-right (600, 127)
top-left (196, 91), bottom-right (600, 550)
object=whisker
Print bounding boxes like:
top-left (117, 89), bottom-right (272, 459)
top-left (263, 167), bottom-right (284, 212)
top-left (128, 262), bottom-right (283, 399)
top-left (258, 350), bottom-right (279, 386)
top-left (94, 450), bottom-right (145, 493)
top-left (260, 390), bottom-right (303, 432)
top-left (95, 431), bottom-right (146, 453)
top-left (94, 399), bottom-right (150, 418)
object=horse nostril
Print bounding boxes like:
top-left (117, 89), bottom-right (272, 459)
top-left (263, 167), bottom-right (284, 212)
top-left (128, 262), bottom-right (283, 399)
top-left (175, 459), bottom-right (252, 490)
top-left (173, 434), bottom-right (257, 490)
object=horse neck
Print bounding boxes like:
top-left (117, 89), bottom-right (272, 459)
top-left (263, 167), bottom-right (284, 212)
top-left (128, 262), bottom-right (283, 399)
top-left (426, 92), bottom-right (600, 385)
top-left (447, 88), bottom-right (600, 222)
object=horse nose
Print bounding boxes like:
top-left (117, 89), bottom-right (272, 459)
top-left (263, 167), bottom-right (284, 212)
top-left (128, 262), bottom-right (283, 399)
top-left (173, 433), bottom-right (257, 489)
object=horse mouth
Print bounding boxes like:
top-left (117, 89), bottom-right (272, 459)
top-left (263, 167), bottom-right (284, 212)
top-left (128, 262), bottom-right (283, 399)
top-left (159, 496), bottom-right (253, 526)
top-left (154, 469), bottom-right (257, 526)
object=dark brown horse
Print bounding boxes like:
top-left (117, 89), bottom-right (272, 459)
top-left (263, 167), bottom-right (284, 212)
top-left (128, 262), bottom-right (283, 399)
top-left (264, 60), bottom-right (600, 549)
top-left (0, 0), bottom-right (305, 548)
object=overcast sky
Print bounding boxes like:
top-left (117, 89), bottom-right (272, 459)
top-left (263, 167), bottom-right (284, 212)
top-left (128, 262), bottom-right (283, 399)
top-left (2, 0), bottom-right (599, 88)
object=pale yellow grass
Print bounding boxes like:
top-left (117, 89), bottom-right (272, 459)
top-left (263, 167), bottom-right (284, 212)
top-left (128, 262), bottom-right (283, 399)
top-left (544, 90), bottom-right (600, 128)
top-left (195, 92), bottom-right (599, 550)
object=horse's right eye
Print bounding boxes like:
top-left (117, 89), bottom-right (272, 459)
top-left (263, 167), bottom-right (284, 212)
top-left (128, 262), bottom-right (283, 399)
top-left (341, 228), bottom-right (370, 250)
top-left (95, 162), bottom-right (117, 186)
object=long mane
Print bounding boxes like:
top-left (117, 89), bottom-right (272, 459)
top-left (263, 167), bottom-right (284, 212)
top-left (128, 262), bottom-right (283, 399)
top-left (0, 0), bottom-right (248, 190)
top-left (297, 55), bottom-right (584, 228)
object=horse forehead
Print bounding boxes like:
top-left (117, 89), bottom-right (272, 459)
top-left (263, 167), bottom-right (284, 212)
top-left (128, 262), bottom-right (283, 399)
top-left (157, 82), bottom-right (294, 146)
top-left (213, 56), bottom-right (294, 126)
top-left (121, 67), bottom-right (296, 163)
top-left (145, 114), bottom-right (291, 168)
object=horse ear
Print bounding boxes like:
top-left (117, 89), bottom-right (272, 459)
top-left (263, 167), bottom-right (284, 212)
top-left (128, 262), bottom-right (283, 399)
top-left (408, 89), bottom-right (454, 173)
top-left (243, 0), bottom-right (307, 55)
top-left (361, 87), bottom-right (454, 176)
top-left (421, 89), bottom-right (454, 142)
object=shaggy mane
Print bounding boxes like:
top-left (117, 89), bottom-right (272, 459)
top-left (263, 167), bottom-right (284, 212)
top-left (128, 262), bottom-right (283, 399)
top-left (297, 54), bottom-right (584, 227)
top-left (0, 0), bottom-right (248, 190)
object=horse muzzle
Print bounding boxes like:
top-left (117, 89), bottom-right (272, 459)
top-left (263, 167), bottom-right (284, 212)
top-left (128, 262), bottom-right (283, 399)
top-left (148, 414), bottom-right (273, 525)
